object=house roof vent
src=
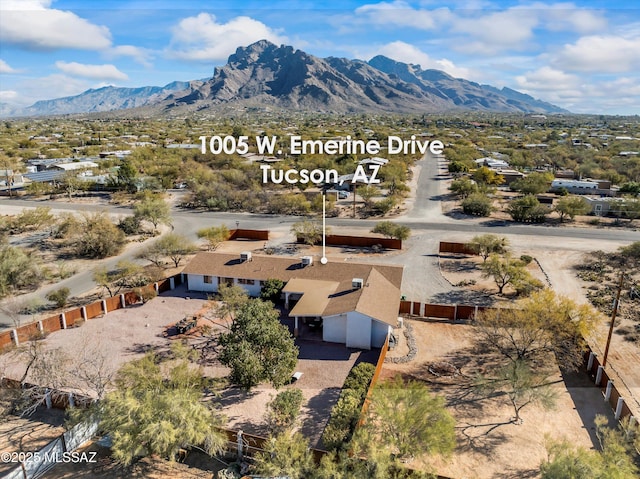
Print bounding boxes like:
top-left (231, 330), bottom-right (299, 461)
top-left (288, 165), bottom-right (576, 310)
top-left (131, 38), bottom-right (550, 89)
top-left (240, 251), bottom-right (252, 262)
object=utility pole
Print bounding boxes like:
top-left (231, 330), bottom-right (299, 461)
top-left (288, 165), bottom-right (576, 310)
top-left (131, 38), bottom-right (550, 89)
top-left (602, 272), bottom-right (624, 368)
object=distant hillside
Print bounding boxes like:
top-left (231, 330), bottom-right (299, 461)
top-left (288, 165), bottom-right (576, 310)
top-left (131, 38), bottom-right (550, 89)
top-left (14, 81), bottom-right (196, 117)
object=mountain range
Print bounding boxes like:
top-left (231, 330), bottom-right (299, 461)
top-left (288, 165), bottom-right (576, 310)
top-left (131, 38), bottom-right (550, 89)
top-left (3, 40), bottom-right (568, 117)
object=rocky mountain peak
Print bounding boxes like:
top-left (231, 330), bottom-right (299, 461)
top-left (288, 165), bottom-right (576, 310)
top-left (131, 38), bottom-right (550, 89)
top-left (5, 40), bottom-right (568, 117)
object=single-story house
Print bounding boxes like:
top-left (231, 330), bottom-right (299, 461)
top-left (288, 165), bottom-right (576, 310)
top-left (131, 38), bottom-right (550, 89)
top-left (492, 169), bottom-right (525, 186)
top-left (582, 197), bottom-right (626, 216)
top-left (0, 170), bottom-right (25, 188)
top-left (181, 252), bottom-right (404, 350)
top-left (551, 179), bottom-right (598, 194)
top-left (475, 157), bottom-right (510, 169)
top-left (358, 157), bottom-right (389, 166)
top-left (550, 179), bottom-right (613, 196)
top-left (50, 161), bottom-right (99, 171)
top-left (24, 170), bottom-right (66, 184)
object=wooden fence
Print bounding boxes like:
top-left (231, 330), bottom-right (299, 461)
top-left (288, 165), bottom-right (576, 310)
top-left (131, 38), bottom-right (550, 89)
top-left (229, 228), bottom-right (269, 241)
top-left (297, 234), bottom-right (402, 250)
top-left (359, 333), bottom-right (390, 421)
top-left (584, 347), bottom-right (635, 421)
top-left (399, 300), bottom-right (493, 321)
top-left (439, 241), bottom-right (476, 255)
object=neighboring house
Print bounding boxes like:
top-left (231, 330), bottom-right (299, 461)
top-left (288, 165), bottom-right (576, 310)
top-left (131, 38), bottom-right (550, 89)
top-left (50, 161), bottom-right (99, 171)
top-left (0, 169), bottom-right (25, 188)
top-left (551, 179), bottom-right (598, 194)
top-left (554, 170), bottom-right (576, 179)
top-left (358, 157), bottom-right (389, 166)
top-left (474, 157), bottom-right (510, 169)
top-left (166, 143), bottom-right (201, 149)
top-left (27, 158), bottom-right (71, 171)
top-left (99, 150), bottom-right (132, 158)
top-left (550, 179), bottom-right (613, 196)
top-left (582, 197), bottom-right (626, 216)
top-left (492, 169), bottom-right (525, 186)
top-left (181, 252), bottom-right (404, 350)
top-left (24, 170), bottom-right (66, 184)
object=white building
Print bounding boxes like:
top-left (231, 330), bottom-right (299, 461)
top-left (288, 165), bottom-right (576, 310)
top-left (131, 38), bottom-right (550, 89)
top-left (475, 157), bottom-right (510, 169)
top-left (181, 252), bottom-right (403, 350)
top-left (51, 161), bottom-right (99, 171)
top-left (551, 179), bottom-right (599, 194)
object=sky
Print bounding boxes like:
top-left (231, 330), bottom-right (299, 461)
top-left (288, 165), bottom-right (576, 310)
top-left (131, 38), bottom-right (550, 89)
top-left (0, 0), bottom-right (639, 115)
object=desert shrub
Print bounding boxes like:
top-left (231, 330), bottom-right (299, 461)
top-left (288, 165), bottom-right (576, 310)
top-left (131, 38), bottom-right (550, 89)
top-left (117, 216), bottom-right (142, 235)
top-left (45, 287), bottom-right (71, 308)
top-left (265, 388), bottom-right (304, 434)
top-left (519, 255), bottom-right (533, 265)
top-left (461, 193), bottom-right (493, 216)
top-left (321, 362), bottom-right (375, 450)
top-left (513, 274), bottom-right (545, 297)
top-left (371, 197), bottom-right (396, 215)
top-left (508, 195), bottom-right (548, 223)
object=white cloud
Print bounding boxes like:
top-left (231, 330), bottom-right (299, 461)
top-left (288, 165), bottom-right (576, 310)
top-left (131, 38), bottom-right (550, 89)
top-left (538, 2), bottom-right (607, 34)
top-left (552, 34), bottom-right (640, 73)
top-left (0, 59), bottom-right (18, 74)
top-left (373, 41), bottom-right (473, 78)
top-left (106, 45), bottom-right (154, 68)
top-left (6, 74), bottom-right (90, 106)
top-left (167, 13), bottom-right (288, 62)
top-left (450, 8), bottom-right (539, 54)
top-left (513, 66), bottom-right (640, 114)
top-left (0, 90), bottom-right (18, 101)
top-left (0, 0), bottom-right (112, 50)
top-left (354, 1), bottom-right (452, 30)
top-left (515, 66), bottom-right (579, 95)
top-left (55, 61), bottom-right (128, 81)
top-left (354, 2), bottom-right (609, 55)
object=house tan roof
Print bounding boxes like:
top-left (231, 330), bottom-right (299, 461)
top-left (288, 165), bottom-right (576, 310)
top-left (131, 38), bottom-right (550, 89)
top-left (284, 279), bottom-right (339, 317)
top-left (182, 252), bottom-right (403, 326)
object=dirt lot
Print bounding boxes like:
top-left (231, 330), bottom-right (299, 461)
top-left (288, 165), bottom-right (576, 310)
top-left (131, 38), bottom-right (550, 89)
top-left (439, 251), bottom-right (548, 306)
top-left (438, 244), bottom-right (640, 421)
top-left (383, 320), bottom-right (615, 479)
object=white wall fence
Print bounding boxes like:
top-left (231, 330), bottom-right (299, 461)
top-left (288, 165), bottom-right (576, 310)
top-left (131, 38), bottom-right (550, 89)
top-left (3, 420), bottom-right (98, 479)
